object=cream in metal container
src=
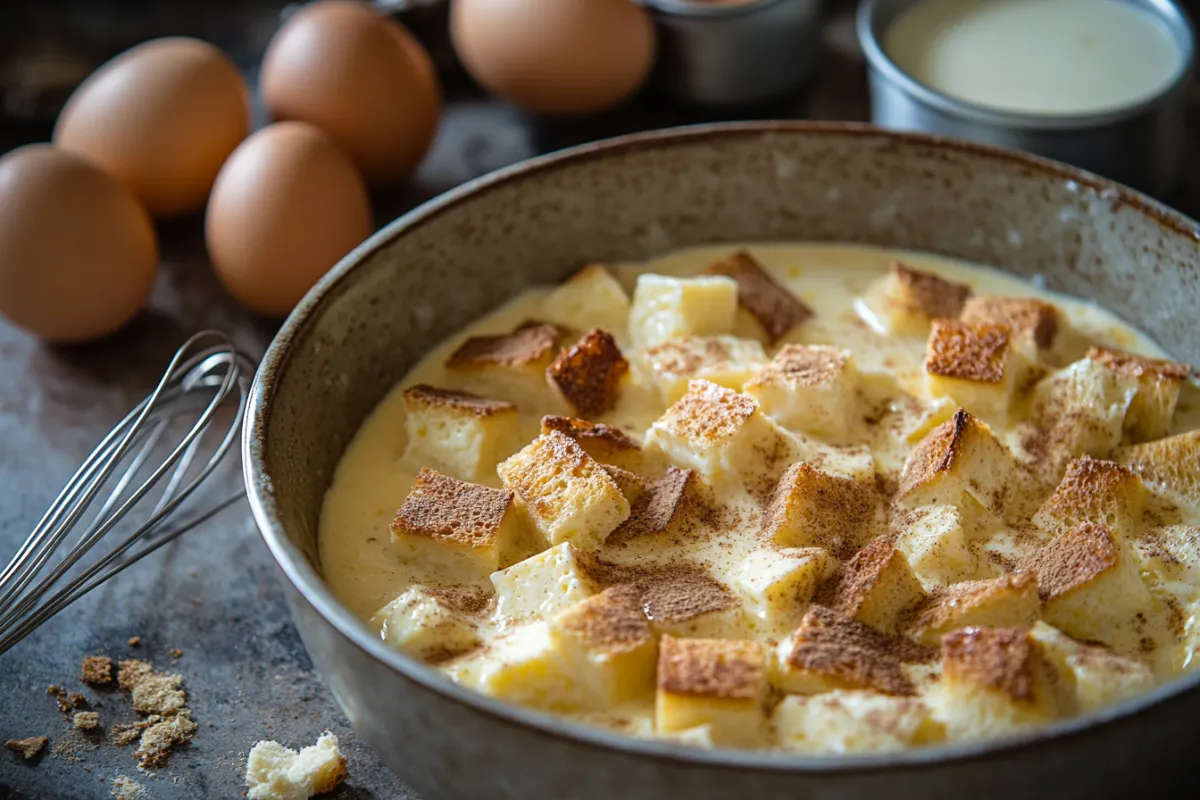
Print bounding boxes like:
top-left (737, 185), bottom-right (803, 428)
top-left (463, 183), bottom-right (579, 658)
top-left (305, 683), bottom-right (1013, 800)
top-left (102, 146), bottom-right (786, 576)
top-left (858, 0), bottom-right (1195, 196)
top-left (644, 0), bottom-right (823, 109)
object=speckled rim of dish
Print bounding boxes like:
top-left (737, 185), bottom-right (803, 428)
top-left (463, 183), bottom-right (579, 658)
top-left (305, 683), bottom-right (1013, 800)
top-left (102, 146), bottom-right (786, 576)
top-left (244, 120), bottom-right (1200, 774)
top-left (857, 0), bottom-right (1197, 130)
top-left (640, 0), bottom-right (785, 18)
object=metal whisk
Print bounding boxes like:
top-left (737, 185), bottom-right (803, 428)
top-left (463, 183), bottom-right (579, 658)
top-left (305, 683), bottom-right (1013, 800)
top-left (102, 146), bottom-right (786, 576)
top-left (0, 330), bottom-right (256, 656)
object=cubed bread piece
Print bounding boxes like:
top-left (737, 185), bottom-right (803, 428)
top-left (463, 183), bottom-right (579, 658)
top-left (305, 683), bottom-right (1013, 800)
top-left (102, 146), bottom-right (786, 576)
top-left (546, 329), bottom-right (629, 416)
top-left (1089, 346), bottom-right (1188, 442)
top-left (960, 296), bottom-right (1061, 360)
top-left (703, 251), bottom-right (813, 344)
top-left (936, 627), bottom-right (1065, 740)
top-left (490, 542), bottom-right (595, 620)
top-left (391, 469), bottom-right (527, 574)
top-left (1016, 523), bottom-right (1154, 654)
top-left (600, 464), bottom-right (650, 505)
top-left (655, 636), bottom-right (767, 747)
top-left (773, 691), bottom-right (943, 754)
top-left (644, 380), bottom-right (798, 490)
top-left (774, 606), bottom-right (923, 696)
top-left (451, 621), bottom-right (583, 711)
top-left (498, 431), bottom-right (630, 550)
top-left (729, 547), bottom-right (838, 634)
top-left (1029, 622), bottom-right (1155, 713)
top-left (641, 566), bottom-right (744, 639)
top-left (540, 264), bottom-right (631, 342)
top-left (907, 573), bottom-right (1040, 647)
top-left (1132, 525), bottom-right (1200, 588)
top-left (549, 587), bottom-right (658, 707)
top-left (896, 410), bottom-right (1021, 524)
top-left (1030, 357), bottom-right (1137, 466)
top-left (373, 585), bottom-right (483, 661)
top-left (1032, 456), bottom-right (1146, 542)
top-left (642, 336), bottom-right (767, 404)
top-left (744, 345), bottom-right (859, 441)
top-left (609, 466), bottom-right (708, 542)
top-left (446, 322), bottom-right (564, 409)
top-left (245, 732), bottom-right (347, 800)
top-left (871, 261), bottom-right (972, 336)
top-left (764, 462), bottom-right (882, 558)
top-left (893, 506), bottom-right (987, 590)
top-left (540, 415), bottom-right (642, 471)
top-left (1114, 430), bottom-right (1200, 512)
top-left (833, 538), bottom-right (927, 634)
top-left (629, 274), bottom-right (739, 351)
top-left (924, 320), bottom-right (1019, 426)
top-left (402, 385), bottom-right (520, 485)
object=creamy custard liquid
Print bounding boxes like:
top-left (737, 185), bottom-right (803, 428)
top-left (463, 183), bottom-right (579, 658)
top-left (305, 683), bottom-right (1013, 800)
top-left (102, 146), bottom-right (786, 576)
top-left (885, 0), bottom-right (1182, 114)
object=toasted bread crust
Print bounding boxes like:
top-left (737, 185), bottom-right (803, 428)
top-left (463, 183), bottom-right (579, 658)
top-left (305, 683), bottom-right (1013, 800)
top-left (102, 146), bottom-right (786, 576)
top-left (662, 380), bottom-right (757, 443)
top-left (1088, 346), bottom-right (1189, 382)
top-left (925, 320), bottom-right (1011, 384)
top-left (447, 323), bottom-right (561, 369)
top-left (392, 468), bottom-right (515, 547)
top-left (541, 415), bottom-right (641, 452)
top-left (556, 586), bottom-right (653, 653)
top-left (1016, 523), bottom-right (1119, 601)
top-left (941, 627), bottom-right (1041, 702)
top-left (546, 329), bottom-right (629, 416)
top-left (961, 296), bottom-right (1060, 349)
top-left (402, 384), bottom-right (517, 417)
top-left (705, 251), bottom-right (812, 342)
top-left (657, 635), bottom-right (764, 699)
top-left (888, 261), bottom-right (973, 320)
top-left (612, 466), bottom-right (704, 540)
top-left (911, 573), bottom-right (1039, 634)
top-left (783, 606), bottom-right (927, 696)
top-left (765, 462), bottom-right (877, 558)
top-left (833, 538), bottom-right (915, 617)
top-left (751, 344), bottom-right (848, 388)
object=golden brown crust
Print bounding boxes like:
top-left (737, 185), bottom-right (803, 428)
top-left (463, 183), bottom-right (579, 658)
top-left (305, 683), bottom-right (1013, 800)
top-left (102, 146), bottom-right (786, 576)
top-left (1088, 346), bottom-right (1189, 382)
top-left (580, 558), bottom-right (737, 625)
top-left (447, 323), bottom-right (561, 369)
top-left (611, 467), bottom-right (708, 541)
top-left (81, 655), bottom-right (113, 685)
top-left (896, 409), bottom-right (971, 497)
top-left (656, 635), bottom-right (764, 699)
top-left (941, 627), bottom-right (1040, 702)
top-left (705, 251), bottom-right (813, 342)
top-left (960, 296), bottom-right (1060, 350)
top-left (644, 337), bottom-right (737, 376)
top-left (765, 462), bottom-right (877, 558)
top-left (402, 384), bottom-right (517, 417)
top-left (546, 329), bottom-right (629, 416)
top-left (748, 344), bottom-right (849, 392)
top-left (5, 736), bottom-right (48, 759)
top-left (556, 586), bottom-right (653, 653)
top-left (1016, 523), bottom-right (1118, 601)
top-left (911, 573), bottom-right (1039, 633)
top-left (313, 751), bottom-right (349, 795)
top-left (541, 415), bottom-right (641, 452)
top-left (783, 606), bottom-right (928, 696)
top-left (601, 464), bottom-right (650, 504)
top-left (833, 538), bottom-right (916, 617)
top-left (662, 380), bottom-right (757, 443)
top-left (888, 261), bottom-right (973, 320)
top-left (1035, 456), bottom-right (1140, 530)
top-left (392, 468), bottom-right (515, 548)
top-left (925, 319), bottom-right (1011, 384)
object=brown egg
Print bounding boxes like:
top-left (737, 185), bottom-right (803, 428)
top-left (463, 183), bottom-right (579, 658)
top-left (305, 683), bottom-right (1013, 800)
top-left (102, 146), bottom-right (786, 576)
top-left (205, 122), bottom-right (372, 318)
top-left (260, 1), bottom-right (441, 186)
top-left (0, 145), bottom-right (158, 343)
top-left (451, 0), bottom-right (656, 117)
top-left (53, 37), bottom-right (249, 218)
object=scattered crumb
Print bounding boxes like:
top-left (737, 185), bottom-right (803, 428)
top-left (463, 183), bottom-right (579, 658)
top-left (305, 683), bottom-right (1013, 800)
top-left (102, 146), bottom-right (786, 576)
top-left (50, 729), bottom-right (92, 762)
top-left (169, 649), bottom-right (183, 659)
top-left (115, 659), bottom-right (196, 768)
top-left (112, 722), bottom-right (149, 747)
top-left (5, 736), bottom-right (48, 760)
top-left (120, 660), bottom-right (187, 716)
top-left (74, 712), bottom-right (100, 730)
top-left (246, 732), bottom-right (347, 800)
top-left (133, 711), bottom-right (198, 769)
top-left (111, 775), bottom-right (147, 799)
top-left (117, 660), bottom-right (154, 692)
top-left (82, 656), bottom-right (114, 685)
top-left (68, 692), bottom-right (87, 709)
top-left (127, 636), bottom-right (141, 647)
top-left (47, 684), bottom-right (59, 694)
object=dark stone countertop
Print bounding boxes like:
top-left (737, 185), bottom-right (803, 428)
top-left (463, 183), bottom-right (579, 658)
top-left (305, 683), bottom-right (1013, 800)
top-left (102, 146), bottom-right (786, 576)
top-left (4, 2), bottom-right (1200, 798)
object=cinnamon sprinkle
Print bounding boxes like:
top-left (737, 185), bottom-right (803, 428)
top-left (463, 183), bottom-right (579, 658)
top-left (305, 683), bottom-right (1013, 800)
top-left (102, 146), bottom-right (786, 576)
top-left (704, 251), bottom-right (813, 342)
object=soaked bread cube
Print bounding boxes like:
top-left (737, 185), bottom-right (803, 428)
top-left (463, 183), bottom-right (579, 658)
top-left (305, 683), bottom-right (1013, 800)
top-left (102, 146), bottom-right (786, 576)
top-left (744, 345), bottom-right (859, 441)
top-left (871, 261), bottom-right (972, 336)
top-left (1016, 523), bottom-right (1153, 654)
top-left (773, 606), bottom-right (921, 696)
top-left (773, 691), bottom-right (942, 754)
top-left (642, 335), bottom-right (767, 404)
top-left (703, 251), bottom-right (813, 344)
top-left (450, 621), bottom-right (583, 711)
top-left (1029, 622), bottom-right (1155, 713)
top-left (655, 636), bottom-right (767, 747)
top-left (391, 469), bottom-right (527, 574)
top-left (373, 585), bottom-right (482, 661)
top-left (1030, 356), bottom-right (1137, 465)
top-left (609, 466), bottom-right (708, 542)
top-left (498, 431), bottom-right (630, 551)
top-left (446, 322), bottom-right (565, 410)
top-left (936, 627), bottom-right (1065, 740)
top-left (540, 265), bottom-right (631, 343)
top-left (833, 538), bottom-right (927, 635)
top-left (540, 415), bottom-right (642, 471)
top-left (629, 274), bottom-right (739, 351)
top-left (764, 462), bottom-right (882, 557)
top-left (644, 380), bottom-right (798, 490)
top-left (1090, 346), bottom-right (1188, 442)
top-left (924, 320), bottom-right (1019, 426)
top-left (490, 542), bottom-right (595, 620)
top-left (729, 547), bottom-right (838, 634)
top-left (907, 573), bottom-right (1040, 647)
top-left (549, 587), bottom-right (658, 707)
top-left (640, 566), bottom-right (744, 640)
top-left (546, 329), bottom-right (630, 416)
top-left (1114, 430), bottom-right (1200, 512)
top-left (402, 385), bottom-right (520, 485)
top-left (960, 296), bottom-right (1061, 361)
top-left (1032, 456), bottom-right (1146, 542)
top-left (896, 410), bottom-right (1021, 524)
top-left (893, 506), bottom-right (987, 590)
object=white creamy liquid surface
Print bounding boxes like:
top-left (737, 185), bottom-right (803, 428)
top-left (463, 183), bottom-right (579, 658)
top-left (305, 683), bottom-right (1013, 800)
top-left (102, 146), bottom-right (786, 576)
top-left (884, 0), bottom-right (1182, 115)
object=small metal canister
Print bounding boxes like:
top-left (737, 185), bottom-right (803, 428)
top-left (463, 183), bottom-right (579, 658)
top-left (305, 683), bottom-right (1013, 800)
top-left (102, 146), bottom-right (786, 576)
top-left (858, 0), bottom-right (1195, 196)
top-left (644, 0), bottom-right (823, 109)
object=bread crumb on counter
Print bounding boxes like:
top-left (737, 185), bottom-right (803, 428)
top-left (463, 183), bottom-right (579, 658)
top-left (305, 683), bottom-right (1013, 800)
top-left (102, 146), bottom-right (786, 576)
top-left (246, 731), bottom-right (348, 800)
top-left (82, 655), bottom-right (113, 685)
top-left (74, 711), bottom-right (100, 730)
top-left (5, 736), bottom-right (48, 759)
